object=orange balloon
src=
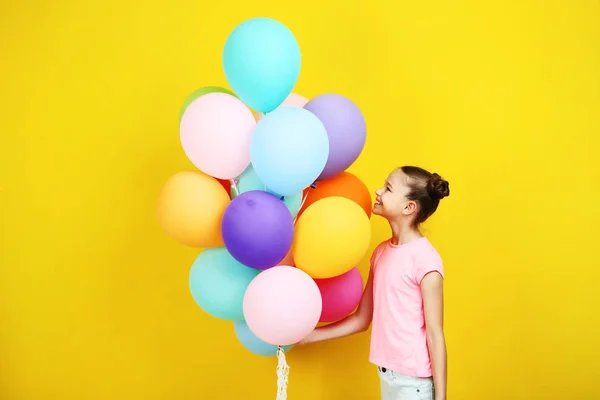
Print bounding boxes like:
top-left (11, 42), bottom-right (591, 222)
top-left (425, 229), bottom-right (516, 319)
top-left (298, 172), bottom-right (372, 219)
top-left (279, 246), bottom-right (295, 266)
top-left (157, 170), bottom-right (230, 247)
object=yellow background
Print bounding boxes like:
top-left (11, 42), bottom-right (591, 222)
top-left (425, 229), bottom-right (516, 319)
top-left (1, 0), bottom-right (599, 399)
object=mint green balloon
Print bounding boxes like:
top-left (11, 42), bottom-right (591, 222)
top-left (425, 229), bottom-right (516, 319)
top-left (232, 165), bottom-right (303, 218)
top-left (284, 191), bottom-right (303, 218)
top-left (179, 86), bottom-right (236, 122)
top-left (189, 247), bottom-right (260, 320)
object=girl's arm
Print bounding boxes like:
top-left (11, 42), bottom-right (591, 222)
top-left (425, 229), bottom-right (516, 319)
top-left (421, 272), bottom-right (447, 400)
top-left (298, 267), bottom-right (375, 345)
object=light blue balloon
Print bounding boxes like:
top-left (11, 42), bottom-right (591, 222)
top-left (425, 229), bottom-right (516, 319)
top-left (232, 165), bottom-right (303, 218)
top-left (222, 18), bottom-right (301, 113)
top-left (250, 107), bottom-right (329, 196)
top-left (189, 248), bottom-right (260, 321)
top-left (234, 320), bottom-right (293, 357)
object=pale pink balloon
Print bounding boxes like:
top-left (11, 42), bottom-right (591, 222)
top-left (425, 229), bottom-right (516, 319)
top-left (254, 92), bottom-right (308, 122)
top-left (315, 267), bottom-right (363, 323)
top-left (180, 93), bottom-right (256, 179)
top-left (243, 266), bottom-right (322, 345)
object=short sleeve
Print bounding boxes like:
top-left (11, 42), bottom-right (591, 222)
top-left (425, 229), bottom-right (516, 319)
top-left (414, 248), bottom-right (444, 284)
top-left (369, 240), bottom-right (388, 270)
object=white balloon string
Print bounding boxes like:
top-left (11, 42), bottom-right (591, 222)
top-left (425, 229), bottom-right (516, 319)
top-left (293, 187), bottom-right (312, 225)
top-left (230, 179), bottom-right (239, 197)
top-left (276, 346), bottom-right (290, 400)
top-left (298, 191), bottom-right (309, 212)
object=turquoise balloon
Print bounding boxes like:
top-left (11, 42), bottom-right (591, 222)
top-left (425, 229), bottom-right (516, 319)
top-left (250, 107), bottom-right (329, 196)
top-left (232, 165), bottom-right (303, 217)
top-left (234, 320), bottom-right (293, 357)
top-left (284, 191), bottom-right (303, 218)
top-left (222, 18), bottom-right (301, 113)
top-left (189, 247), bottom-right (260, 320)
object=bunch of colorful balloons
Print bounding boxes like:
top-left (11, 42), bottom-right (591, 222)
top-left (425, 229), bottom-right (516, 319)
top-left (157, 17), bottom-right (372, 357)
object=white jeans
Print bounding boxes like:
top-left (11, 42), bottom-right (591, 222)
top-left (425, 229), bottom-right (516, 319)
top-left (378, 366), bottom-right (435, 400)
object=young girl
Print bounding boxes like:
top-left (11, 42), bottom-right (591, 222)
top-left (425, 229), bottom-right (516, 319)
top-left (299, 166), bottom-right (450, 400)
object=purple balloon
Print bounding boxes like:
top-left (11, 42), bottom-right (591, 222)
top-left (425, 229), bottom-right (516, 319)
top-left (221, 190), bottom-right (294, 270)
top-left (304, 94), bottom-right (366, 180)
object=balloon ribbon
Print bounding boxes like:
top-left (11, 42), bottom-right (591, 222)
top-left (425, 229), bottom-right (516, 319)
top-left (276, 346), bottom-right (290, 400)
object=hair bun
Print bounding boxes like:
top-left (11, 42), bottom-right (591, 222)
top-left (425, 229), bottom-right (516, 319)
top-left (427, 173), bottom-right (450, 200)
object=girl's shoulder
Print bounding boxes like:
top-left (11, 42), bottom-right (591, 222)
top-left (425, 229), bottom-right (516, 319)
top-left (411, 238), bottom-right (444, 281)
top-left (417, 237), bottom-right (443, 262)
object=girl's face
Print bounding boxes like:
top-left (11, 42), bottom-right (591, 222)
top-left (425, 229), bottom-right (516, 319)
top-left (373, 169), bottom-right (418, 221)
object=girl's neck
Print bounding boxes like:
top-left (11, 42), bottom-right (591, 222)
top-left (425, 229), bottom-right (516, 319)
top-left (389, 219), bottom-right (423, 246)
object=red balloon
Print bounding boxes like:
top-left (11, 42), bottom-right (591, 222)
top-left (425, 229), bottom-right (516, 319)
top-left (315, 267), bottom-right (363, 323)
top-left (216, 178), bottom-right (232, 199)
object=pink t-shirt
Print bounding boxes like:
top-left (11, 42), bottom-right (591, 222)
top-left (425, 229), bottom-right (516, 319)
top-left (368, 236), bottom-right (444, 378)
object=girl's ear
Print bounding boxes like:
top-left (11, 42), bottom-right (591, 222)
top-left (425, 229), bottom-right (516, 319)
top-left (403, 200), bottom-right (418, 216)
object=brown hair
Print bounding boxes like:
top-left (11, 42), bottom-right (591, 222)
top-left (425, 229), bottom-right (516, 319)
top-left (400, 166), bottom-right (450, 226)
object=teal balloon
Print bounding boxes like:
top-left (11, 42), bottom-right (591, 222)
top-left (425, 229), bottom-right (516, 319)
top-left (222, 18), bottom-right (301, 113)
top-left (189, 247), bottom-right (260, 320)
top-left (234, 320), bottom-right (293, 357)
top-left (250, 107), bottom-right (329, 196)
top-left (284, 191), bottom-right (302, 218)
top-left (232, 165), bottom-right (303, 218)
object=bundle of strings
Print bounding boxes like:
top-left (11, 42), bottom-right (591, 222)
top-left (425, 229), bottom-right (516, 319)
top-left (275, 346), bottom-right (290, 400)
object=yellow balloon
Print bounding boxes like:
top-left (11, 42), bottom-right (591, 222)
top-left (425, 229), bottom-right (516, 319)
top-left (293, 196), bottom-right (371, 279)
top-left (157, 170), bottom-right (229, 247)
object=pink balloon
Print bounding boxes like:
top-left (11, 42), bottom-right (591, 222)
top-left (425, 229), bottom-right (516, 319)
top-left (254, 93), bottom-right (308, 122)
top-left (180, 93), bottom-right (256, 179)
top-left (243, 266), bottom-right (322, 345)
top-left (315, 267), bottom-right (363, 323)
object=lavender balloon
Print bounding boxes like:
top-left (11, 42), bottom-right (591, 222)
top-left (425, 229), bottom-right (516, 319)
top-left (221, 190), bottom-right (294, 270)
top-left (304, 94), bottom-right (366, 180)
